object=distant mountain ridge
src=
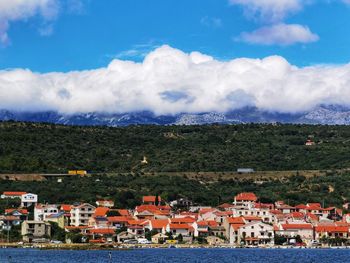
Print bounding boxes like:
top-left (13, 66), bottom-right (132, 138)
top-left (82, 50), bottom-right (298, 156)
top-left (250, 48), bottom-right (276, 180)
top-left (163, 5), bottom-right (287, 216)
top-left (1, 105), bottom-right (350, 126)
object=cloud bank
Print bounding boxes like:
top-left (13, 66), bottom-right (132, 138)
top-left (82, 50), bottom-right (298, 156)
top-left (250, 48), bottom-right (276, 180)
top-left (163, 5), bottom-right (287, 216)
top-left (1, 45), bottom-right (350, 115)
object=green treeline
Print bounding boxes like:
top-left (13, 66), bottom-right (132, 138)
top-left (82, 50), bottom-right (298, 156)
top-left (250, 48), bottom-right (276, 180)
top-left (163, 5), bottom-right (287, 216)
top-left (0, 121), bottom-right (349, 173)
top-left (0, 172), bottom-right (349, 209)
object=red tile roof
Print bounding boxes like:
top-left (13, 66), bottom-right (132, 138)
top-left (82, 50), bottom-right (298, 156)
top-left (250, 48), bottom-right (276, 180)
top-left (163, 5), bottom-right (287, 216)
top-left (150, 219), bottom-right (169, 229)
top-left (89, 228), bottom-right (115, 235)
top-left (235, 192), bottom-right (257, 202)
top-left (143, 196), bottom-right (162, 203)
top-left (5, 208), bottom-right (28, 215)
top-left (169, 223), bottom-right (193, 230)
top-left (60, 204), bottom-right (72, 212)
top-left (171, 217), bottom-right (196, 224)
top-left (315, 226), bottom-right (349, 233)
top-left (227, 217), bottom-right (245, 224)
top-left (243, 216), bottom-right (262, 221)
top-left (281, 224), bottom-right (313, 230)
top-left (117, 209), bottom-right (130, 216)
top-left (94, 207), bottom-right (110, 217)
top-left (2, 191), bottom-right (26, 196)
top-left (107, 216), bottom-right (133, 223)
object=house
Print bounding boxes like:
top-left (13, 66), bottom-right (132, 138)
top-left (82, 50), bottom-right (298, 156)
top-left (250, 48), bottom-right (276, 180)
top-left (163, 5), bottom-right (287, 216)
top-left (142, 196), bottom-right (162, 206)
top-left (144, 219), bottom-right (169, 233)
top-left (315, 225), bottom-right (349, 240)
top-left (277, 223), bottom-right (314, 243)
top-left (107, 216), bottom-right (133, 229)
top-left (5, 209), bottom-right (28, 221)
top-left (169, 198), bottom-right (193, 208)
top-left (193, 221), bottom-right (209, 237)
top-left (70, 203), bottom-right (96, 226)
top-left (96, 200), bottom-right (114, 208)
top-left (34, 204), bottom-right (59, 221)
top-left (224, 217), bottom-right (245, 244)
top-left (21, 193), bottom-right (38, 208)
top-left (238, 222), bottom-right (274, 245)
top-left (88, 228), bottom-right (115, 243)
top-left (152, 233), bottom-right (168, 244)
top-left (233, 193), bottom-right (257, 207)
top-left (1, 191), bottom-right (27, 199)
top-left (21, 221), bottom-right (51, 242)
top-left (166, 223), bottom-right (194, 241)
top-left (45, 212), bottom-right (67, 229)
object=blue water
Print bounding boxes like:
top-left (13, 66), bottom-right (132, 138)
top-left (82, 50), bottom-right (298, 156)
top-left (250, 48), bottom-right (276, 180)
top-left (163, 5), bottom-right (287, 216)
top-left (1, 248), bottom-right (350, 263)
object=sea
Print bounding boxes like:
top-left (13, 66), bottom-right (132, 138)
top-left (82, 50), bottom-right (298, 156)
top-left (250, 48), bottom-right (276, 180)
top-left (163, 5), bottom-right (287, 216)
top-left (1, 248), bottom-right (350, 263)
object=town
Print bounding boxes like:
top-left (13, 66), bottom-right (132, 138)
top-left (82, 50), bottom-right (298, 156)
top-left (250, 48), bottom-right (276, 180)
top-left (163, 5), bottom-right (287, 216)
top-left (1, 190), bottom-right (349, 248)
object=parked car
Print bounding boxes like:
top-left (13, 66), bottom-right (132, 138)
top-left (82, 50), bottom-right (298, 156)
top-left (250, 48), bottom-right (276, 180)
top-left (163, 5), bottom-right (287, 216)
top-left (123, 239), bottom-right (138, 244)
top-left (137, 238), bottom-right (151, 244)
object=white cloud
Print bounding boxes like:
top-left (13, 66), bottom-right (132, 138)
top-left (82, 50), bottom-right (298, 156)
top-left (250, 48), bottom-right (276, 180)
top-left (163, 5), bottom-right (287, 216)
top-left (237, 23), bottom-right (319, 46)
top-left (0, 0), bottom-right (59, 45)
top-left (1, 45), bottom-right (350, 115)
top-left (229, 0), bottom-right (303, 23)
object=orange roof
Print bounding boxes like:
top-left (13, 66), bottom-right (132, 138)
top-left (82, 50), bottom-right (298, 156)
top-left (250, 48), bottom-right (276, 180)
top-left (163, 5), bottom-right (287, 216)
top-left (235, 192), bottom-right (257, 202)
top-left (227, 217), bottom-right (245, 224)
top-left (281, 224), bottom-right (313, 230)
top-left (306, 213), bottom-right (319, 221)
top-left (315, 226), bottom-right (349, 233)
top-left (108, 216), bottom-right (133, 223)
top-left (117, 209), bottom-right (130, 216)
top-left (143, 196), bottom-right (161, 203)
top-left (295, 204), bottom-right (308, 209)
top-left (60, 204), bottom-right (72, 212)
top-left (150, 219), bottom-right (169, 229)
top-left (169, 223), bottom-right (193, 230)
top-left (207, 220), bottom-right (218, 227)
top-left (89, 228), bottom-right (115, 235)
top-left (3, 191), bottom-right (26, 196)
top-left (290, 212), bottom-right (305, 218)
top-left (127, 219), bottom-right (147, 225)
top-left (94, 207), bottom-right (110, 217)
top-left (5, 208), bottom-right (28, 215)
top-left (218, 203), bottom-right (234, 209)
top-left (171, 217), bottom-right (196, 224)
top-left (199, 208), bottom-right (216, 214)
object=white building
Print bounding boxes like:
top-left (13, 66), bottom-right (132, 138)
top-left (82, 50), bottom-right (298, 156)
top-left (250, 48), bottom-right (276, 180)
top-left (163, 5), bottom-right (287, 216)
top-left (70, 203), bottom-right (96, 226)
top-left (34, 204), bottom-right (59, 221)
top-left (21, 193), bottom-right (38, 208)
top-left (238, 222), bottom-right (274, 245)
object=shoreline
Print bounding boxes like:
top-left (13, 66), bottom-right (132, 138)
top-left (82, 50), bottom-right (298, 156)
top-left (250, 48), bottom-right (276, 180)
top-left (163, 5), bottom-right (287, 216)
top-left (1, 243), bottom-right (349, 250)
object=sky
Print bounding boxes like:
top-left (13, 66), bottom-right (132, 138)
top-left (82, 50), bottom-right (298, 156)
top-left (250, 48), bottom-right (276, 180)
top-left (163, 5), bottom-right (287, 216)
top-left (1, 0), bottom-right (350, 115)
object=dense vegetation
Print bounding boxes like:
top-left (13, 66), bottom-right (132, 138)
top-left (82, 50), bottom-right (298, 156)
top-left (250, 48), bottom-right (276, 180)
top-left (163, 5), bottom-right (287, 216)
top-left (0, 121), bottom-right (350, 173)
top-left (0, 172), bottom-right (349, 210)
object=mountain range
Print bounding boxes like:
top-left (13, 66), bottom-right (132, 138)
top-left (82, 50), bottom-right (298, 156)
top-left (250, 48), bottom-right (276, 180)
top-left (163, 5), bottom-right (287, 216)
top-left (1, 105), bottom-right (350, 126)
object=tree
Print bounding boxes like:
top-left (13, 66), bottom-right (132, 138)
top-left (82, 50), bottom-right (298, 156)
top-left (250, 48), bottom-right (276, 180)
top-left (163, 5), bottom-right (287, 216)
top-left (50, 222), bottom-right (65, 242)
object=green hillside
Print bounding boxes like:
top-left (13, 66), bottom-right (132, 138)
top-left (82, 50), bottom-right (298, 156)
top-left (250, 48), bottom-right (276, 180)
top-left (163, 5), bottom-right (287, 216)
top-left (0, 121), bottom-right (350, 173)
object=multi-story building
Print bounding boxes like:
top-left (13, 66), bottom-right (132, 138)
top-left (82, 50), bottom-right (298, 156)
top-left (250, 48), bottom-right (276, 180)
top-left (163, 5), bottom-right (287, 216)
top-left (70, 203), bottom-right (96, 226)
top-left (21, 221), bottom-right (51, 242)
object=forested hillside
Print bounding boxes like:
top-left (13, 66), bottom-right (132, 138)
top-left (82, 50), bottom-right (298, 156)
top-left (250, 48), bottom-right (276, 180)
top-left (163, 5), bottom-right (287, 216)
top-left (0, 121), bottom-right (350, 173)
top-left (0, 172), bottom-right (349, 210)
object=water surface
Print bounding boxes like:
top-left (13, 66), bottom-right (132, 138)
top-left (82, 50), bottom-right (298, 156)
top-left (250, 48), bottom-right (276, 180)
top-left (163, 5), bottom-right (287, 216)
top-left (1, 248), bottom-right (350, 263)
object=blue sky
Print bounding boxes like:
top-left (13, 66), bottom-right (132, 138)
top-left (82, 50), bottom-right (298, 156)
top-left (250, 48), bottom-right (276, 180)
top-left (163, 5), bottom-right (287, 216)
top-left (1, 0), bottom-right (350, 72)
